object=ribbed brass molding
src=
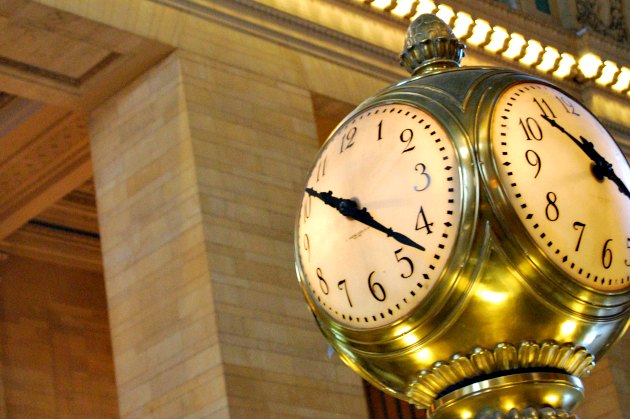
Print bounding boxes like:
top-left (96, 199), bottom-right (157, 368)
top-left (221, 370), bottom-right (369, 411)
top-left (476, 406), bottom-right (577, 418)
top-left (406, 341), bottom-right (595, 407)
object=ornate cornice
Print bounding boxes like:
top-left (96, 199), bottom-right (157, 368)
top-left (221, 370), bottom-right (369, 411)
top-left (0, 221), bottom-right (102, 272)
top-left (406, 340), bottom-right (594, 408)
top-left (150, 0), bottom-right (405, 82)
top-left (0, 112), bottom-right (92, 240)
top-left (0, 92), bottom-right (15, 109)
top-left (577, 0), bottom-right (628, 44)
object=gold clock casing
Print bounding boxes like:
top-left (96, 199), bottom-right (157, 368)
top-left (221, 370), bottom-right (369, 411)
top-left (295, 66), bottom-right (630, 414)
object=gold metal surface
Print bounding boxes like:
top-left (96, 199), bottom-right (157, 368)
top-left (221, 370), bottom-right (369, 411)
top-left (295, 14), bottom-right (630, 418)
top-left (430, 372), bottom-right (582, 418)
top-left (400, 14), bottom-right (465, 75)
top-left (406, 341), bottom-right (593, 407)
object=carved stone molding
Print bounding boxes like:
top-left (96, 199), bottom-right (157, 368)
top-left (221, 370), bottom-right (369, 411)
top-left (0, 0), bottom-right (172, 110)
top-left (0, 221), bottom-right (102, 272)
top-left (0, 111), bottom-right (92, 240)
top-left (577, 0), bottom-right (628, 44)
top-left (151, 0), bottom-right (404, 82)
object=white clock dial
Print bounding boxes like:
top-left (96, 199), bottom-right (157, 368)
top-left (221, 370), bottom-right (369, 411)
top-left (491, 82), bottom-right (630, 291)
top-left (296, 103), bottom-right (462, 329)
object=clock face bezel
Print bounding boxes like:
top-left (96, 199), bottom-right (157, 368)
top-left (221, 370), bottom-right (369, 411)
top-left (477, 76), bottom-right (630, 303)
top-left (295, 94), bottom-right (479, 342)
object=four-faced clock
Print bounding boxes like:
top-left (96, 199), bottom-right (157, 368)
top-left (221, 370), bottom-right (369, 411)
top-left (295, 102), bottom-right (463, 329)
top-left (489, 82), bottom-right (630, 291)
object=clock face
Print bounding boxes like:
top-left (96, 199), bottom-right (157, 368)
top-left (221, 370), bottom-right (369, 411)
top-left (490, 82), bottom-right (630, 291)
top-left (296, 103), bottom-right (462, 329)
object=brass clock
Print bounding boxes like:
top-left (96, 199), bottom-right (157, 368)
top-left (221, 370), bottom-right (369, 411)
top-left (295, 13), bottom-right (630, 418)
top-left (296, 102), bottom-right (463, 329)
top-left (486, 81), bottom-right (630, 292)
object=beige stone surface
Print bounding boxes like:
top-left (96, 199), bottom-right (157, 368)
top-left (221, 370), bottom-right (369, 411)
top-left (0, 254), bottom-right (118, 418)
top-left (23, 1), bottom-right (630, 418)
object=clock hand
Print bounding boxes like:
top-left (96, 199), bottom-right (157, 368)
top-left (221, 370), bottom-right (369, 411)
top-left (541, 115), bottom-right (630, 200)
top-left (305, 187), bottom-right (425, 251)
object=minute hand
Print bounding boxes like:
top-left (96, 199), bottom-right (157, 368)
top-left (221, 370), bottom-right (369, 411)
top-left (305, 188), bottom-right (425, 251)
top-left (541, 114), bottom-right (630, 200)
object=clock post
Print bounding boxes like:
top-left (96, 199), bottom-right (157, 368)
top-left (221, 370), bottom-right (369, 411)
top-left (295, 14), bottom-right (630, 418)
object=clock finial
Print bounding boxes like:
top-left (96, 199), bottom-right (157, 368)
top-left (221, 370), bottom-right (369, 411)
top-left (400, 14), bottom-right (466, 75)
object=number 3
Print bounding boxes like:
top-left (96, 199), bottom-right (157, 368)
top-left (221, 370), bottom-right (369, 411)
top-left (414, 163), bottom-right (431, 191)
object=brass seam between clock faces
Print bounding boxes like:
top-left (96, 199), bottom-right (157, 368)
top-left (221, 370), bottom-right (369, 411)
top-left (404, 340), bottom-right (595, 408)
top-left (473, 74), bottom-right (630, 317)
top-left (303, 102), bottom-right (461, 328)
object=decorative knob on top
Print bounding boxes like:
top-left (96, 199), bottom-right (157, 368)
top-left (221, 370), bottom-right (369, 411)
top-left (400, 14), bottom-right (466, 75)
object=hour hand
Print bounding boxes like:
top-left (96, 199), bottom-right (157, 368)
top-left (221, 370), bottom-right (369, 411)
top-left (305, 188), bottom-right (425, 251)
top-left (541, 115), bottom-right (630, 200)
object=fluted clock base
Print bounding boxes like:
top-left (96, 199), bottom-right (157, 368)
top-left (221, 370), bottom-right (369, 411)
top-left (428, 372), bottom-right (583, 419)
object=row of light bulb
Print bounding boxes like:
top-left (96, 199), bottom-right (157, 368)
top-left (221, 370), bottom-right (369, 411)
top-left (361, 0), bottom-right (630, 95)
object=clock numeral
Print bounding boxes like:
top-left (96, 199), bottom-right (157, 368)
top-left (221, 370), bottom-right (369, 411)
top-left (414, 163), bottom-right (431, 191)
top-left (525, 149), bottom-right (542, 178)
top-left (545, 192), bottom-right (559, 222)
top-left (316, 267), bottom-right (329, 295)
top-left (368, 271), bottom-right (386, 302)
top-left (394, 248), bottom-right (414, 279)
top-left (377, 120), bottom-right (383, 141)
top-left (303, 195), bottom-right (312, 222)
top-left (400, 128), bottom-right (416, 153)
top-left (316, 157), bottom-right (326, 182)
top-left (533, 97), bottom-right (556, 119)
top-left (338, 279), bottom-right (353, 307)
top-left (303, 234), bottom-right (310, 260)
top-left (625, 238), bottom-right (630, 267)
top-left (415, 206), bottom-right (434, 234)
top-left (602, 239), bottom-right (613, 269)
top-left (572, 222), bottom-right (586, 252)
top-left (519, 117), bottom-right (543, 141)
top-left (339, 127), bottom-right (357, 153)
top-left (556, 95), bottom-right (579, 116)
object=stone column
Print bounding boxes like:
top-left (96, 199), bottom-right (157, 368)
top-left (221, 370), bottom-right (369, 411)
top-left (89, 53), bottom-right (228, 417)
top-left (89, 49), bottom-right (369, 418)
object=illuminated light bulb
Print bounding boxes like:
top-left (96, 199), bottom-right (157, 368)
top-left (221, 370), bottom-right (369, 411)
top-left (537, 46), bottom-right (560, 72)
top-left (452, 12), bottom-right (474, 39)
top-left (596, 60), bottom-right (619, 86)
top-left (502, 33), bottom-right (526, 59)
top-left (578, 52), bottom-right (603, 79)
top-left (467, 19), bottom-right (492, 46)
top-left (411, 0), bottom-right (436, 18)
top-left (484, 26), bottom-right (509, 53)
top-left (370, 0), bottom-right (394, 9)
top-left (612, 67), bottom-right (630, 91)
top-left (553, 53), bottom-right (576, 78)
top-left (391, 0), bottom-right (416, 17)
top-left (519, 39), bottom-right (543, 66)
top-left (435, 4), bottom-right (455, 25)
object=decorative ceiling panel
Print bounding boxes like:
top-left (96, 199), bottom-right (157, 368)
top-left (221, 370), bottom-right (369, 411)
top-left (0, 0), bottom-right (172, 110)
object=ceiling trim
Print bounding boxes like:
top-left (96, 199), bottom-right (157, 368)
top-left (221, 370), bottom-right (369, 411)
top-left (151, 0), bottom-right (405, 82)
top-left (0, 221), bottom-right (102, 272)
top-left (0, 52), bottom-right (121, 88)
